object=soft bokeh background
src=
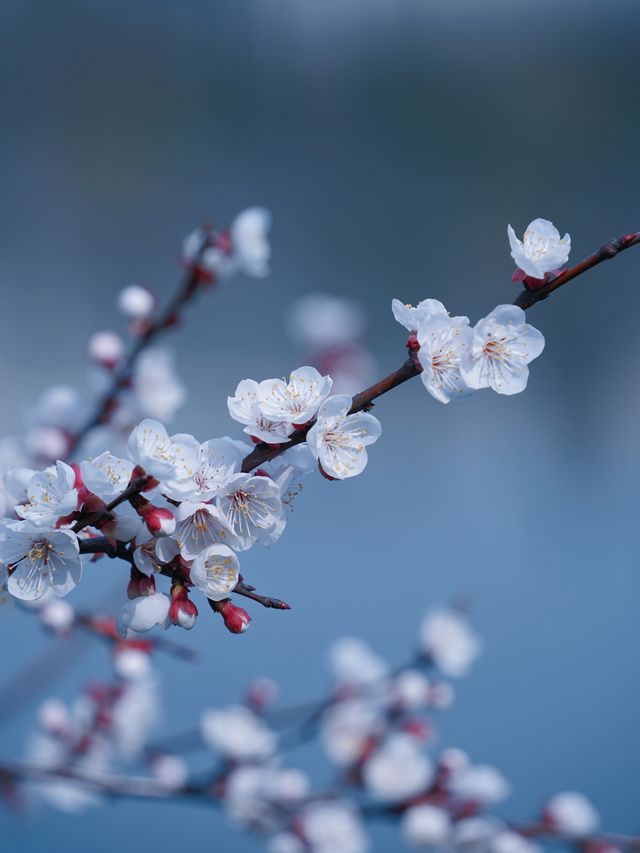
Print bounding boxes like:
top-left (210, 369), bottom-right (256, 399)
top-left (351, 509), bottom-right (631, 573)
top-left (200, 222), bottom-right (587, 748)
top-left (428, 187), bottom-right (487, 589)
top-left (0, 0), bottom-right (639, 849)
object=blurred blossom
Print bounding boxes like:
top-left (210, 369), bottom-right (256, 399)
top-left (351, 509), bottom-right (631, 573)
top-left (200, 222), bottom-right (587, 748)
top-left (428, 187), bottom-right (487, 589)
top-left (449, 763), bottom-right (511, 806)
top-left (298, 800), bottom-right (369, 853)
top-left (545, 792), bottom-right (600, 837)
top-left (287, 293), bottom-right (376, 395)
top-left (363, 733), bottom-right (434, 801)
top-left (401, 804), bottom-right (452, 848)
top-left (320, 699), bottom-right (383, 767)
top-left (419, 609), bottom-right (481, 677)
top-left (327, 636), bottom-right (389, 687)
top-left (200, 705), bottom-right (277, 761)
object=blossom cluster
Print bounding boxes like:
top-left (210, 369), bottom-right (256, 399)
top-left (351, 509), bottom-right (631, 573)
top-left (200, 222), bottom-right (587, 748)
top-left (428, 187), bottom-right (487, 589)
top-left (5, 601), bottom-right (612, 853)
top-left (0, 215), bottom-right (570, 638)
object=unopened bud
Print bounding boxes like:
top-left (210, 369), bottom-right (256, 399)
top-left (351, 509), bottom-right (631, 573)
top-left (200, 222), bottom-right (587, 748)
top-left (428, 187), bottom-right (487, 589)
top-left (407, 333), bottom-right (420, 352)
top-left (127, 567), bottom-right (156, 599)
top-left (135, 499), bottom-right (176, 537)
top-left (169, 583), bottom-right (198, 630)
top-left (220, 600), bottom-right (251, 634)
top-left (88, 331), bottom-right (125, 369)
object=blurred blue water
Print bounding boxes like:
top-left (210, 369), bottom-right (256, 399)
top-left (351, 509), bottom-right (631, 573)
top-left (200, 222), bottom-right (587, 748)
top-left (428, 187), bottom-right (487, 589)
top-left (0, 1), bottom-right (639, 850)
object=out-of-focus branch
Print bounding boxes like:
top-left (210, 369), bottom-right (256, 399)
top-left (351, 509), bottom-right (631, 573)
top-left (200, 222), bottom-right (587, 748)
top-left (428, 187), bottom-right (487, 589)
top-left (0, 761), bottom-right (209, 802)
top-left (513, 232), bottom-right (640, 309)
top-left (65, 242), bottom-right (210, 460)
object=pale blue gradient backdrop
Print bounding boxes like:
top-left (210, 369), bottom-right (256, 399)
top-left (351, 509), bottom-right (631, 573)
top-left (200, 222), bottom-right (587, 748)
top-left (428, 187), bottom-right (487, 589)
top-left (0, 1), bottom-right (639, 850)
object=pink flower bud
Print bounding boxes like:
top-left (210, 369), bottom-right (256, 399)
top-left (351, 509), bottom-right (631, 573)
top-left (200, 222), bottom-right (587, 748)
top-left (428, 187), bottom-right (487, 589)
top-left (169, 582), bottom-right (198, 629)
top-left (220, 600), bottom-right (251, 634)
top-left (136, 501), bottom-right (176, 537)
top-left (407, 333), bottom-right (420, 352)
top-left (127, 567), bottom-right (156, 599)
top-left (169, 596), bottom-right (198, 630)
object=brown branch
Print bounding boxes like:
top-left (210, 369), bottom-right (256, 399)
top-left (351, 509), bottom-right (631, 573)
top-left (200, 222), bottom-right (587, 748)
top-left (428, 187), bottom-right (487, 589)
top-left (513, 232), bottom-right (640, 309)
top-left (233, 581), bottom-right (291, 610)
top-left (72, 475), bottom-right (153, 534)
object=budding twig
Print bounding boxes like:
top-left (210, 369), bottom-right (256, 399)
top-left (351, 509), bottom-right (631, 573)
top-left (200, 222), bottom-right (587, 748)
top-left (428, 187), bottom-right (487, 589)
top-left (513, 232), bottom-right (640, 310)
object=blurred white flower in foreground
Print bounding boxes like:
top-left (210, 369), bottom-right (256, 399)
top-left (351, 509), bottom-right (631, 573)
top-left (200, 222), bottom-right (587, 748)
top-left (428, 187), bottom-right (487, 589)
top-left (508, 218), bottom-right (570, 279)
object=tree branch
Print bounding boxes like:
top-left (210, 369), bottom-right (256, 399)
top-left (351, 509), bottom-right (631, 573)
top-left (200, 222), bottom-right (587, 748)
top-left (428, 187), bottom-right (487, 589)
top-left (513, 232), bottom-right (640, 310)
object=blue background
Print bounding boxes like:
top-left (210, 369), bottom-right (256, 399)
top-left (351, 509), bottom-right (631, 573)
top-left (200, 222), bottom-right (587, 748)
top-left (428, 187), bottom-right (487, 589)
top-left (0, 1), bottom-right (638, 850)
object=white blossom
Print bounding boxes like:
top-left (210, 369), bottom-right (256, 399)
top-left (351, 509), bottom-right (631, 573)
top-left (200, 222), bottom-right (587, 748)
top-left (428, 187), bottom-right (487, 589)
top-left (114, 648), bottom-right (152, 681)
top-left (492, 831), bottom-right (541, 853)
top-left (117, 284), bottom-right (155, 320)
top-left (363, 733), bottom-right (433, 802)
top-left (392, 298), bottom-right (450, 332)
top-left (228, 379), bottom-right (294, 445)
top-left (116, 592), bottom-right (170, 637)
top-left (80, 452), bottom-right (134, 502)
top-left (321, 700), bottom-right (383, 767)
top-left (162, 437), bottom-right (242, 502)
top-left (39, 598), bottom-right (75, 633)
top-left (189, 544), bottom-right (240, 601)
top-left (150, 754), bottom-right (189, 791)
top-left (327, 637), bottom-right (389, 688)
top-left (127, 419), bottom-right (179, 480)
top-left (200, 705), bottom-right (276, 761)
top-left (401, 804), bottom-right (451, 848)
top-left (289, 293), bottom-right (365, 348)
top-left (215, 473), bottom-right (282, 550)
top-left (419, 609), bottom-right (481, 677)
top-left (0, 524), bottom-right (81, 601)
top-left (508, 219), bottom-right (570, 279)
top-left (545, 791), bottom-right (599, 838)
top-left (300, 800), bottom-right (369, 853)
top-left (174, 501), bottom-right (239, 560)
top-left (393, 669), bottom-right (430, 710)
top-left (130, 348), bottom-right (186, 423)
top-left (461, 305), bottom-right (545, 395)
top-left (15, 461), bottom-right (78, 527)
top-left (306, 395), bottom-right (381, 479)
top-left (230, 207), bottom-right (272, 278)
top-left (88, 331), bottom-right (124, 366)
top-left (416, 314), bottom-right (473, 403)
top-left (257, 366), bottom-right (333, 425)
top-left (449, 764), bottom-right (511, 805)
